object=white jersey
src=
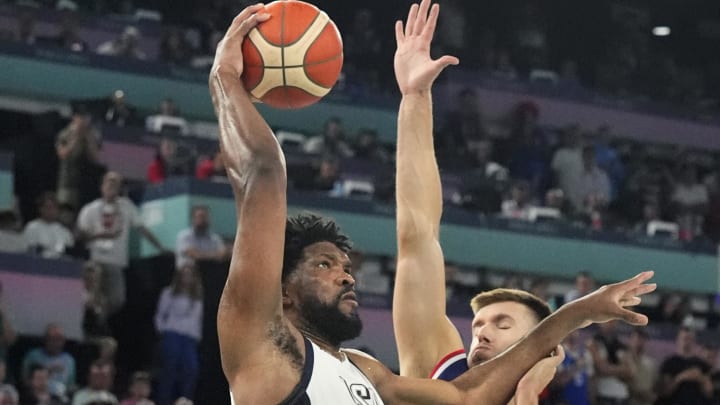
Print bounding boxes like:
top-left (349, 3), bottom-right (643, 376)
top-left (231, 337), bottom-right (384, 404)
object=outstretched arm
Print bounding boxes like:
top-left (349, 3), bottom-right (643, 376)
top-left (208, 5), bottom-right (288, 377)
top-left (392, 0), bottom-right (462, 378)
top-left (379, 269), bottom-right (654, 404)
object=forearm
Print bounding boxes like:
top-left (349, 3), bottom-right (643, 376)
top-left (396, 92), bottom-right (442, 243)
top-left (452, 305), bottom-right (582, 404)
top-left (210, 71), bottom-right (284, 181)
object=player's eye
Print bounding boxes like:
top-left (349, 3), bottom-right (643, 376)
top-left (318, 261), bottom-right (330, 269)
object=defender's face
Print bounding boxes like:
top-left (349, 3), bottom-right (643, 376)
top-left (467, 301), bottom-right (539, 367)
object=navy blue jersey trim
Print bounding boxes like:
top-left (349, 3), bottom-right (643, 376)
top-left (278, 337), bottom-right (314, 405)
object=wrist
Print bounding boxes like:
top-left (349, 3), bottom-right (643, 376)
top-left (555, 301), bottom-right (589, 330)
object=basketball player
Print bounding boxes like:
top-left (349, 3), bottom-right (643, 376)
top-left (391, 0), bottom-right (655, 396)
top-left (210, 2), bottom-right (655, 404)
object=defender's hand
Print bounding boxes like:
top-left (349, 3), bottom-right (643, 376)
top-left (394, 0), bottom-right (458, 95)
top-left (570, 271), bottom-right (656, 328)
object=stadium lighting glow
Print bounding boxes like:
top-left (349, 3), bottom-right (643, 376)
top-left (652, 26), bottom-right (671, 36)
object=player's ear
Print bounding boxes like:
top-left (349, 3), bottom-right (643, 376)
top-left (282, 286), bottom-right (292, 306)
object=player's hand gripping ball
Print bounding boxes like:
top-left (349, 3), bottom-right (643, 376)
top-left (241, 0), bottom-right (344, 109)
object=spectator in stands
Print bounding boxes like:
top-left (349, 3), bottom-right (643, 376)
top-left (76, 171), bottom-right (169, 315)
top-left (699, 341), bottom-right (719, 372)
top-left (50, 14), bottom-right (88, 52)
top-left (21, 324), bottom-right (76, 399)
top-left (653, 292), bottom-right (693, 325)
top-left (104, 90), bottom-right (138, 128)
top-left (656, 326), bottom-right (714, 405)
top-left (23, 192), bottom-right (74, 258)
top-left (154, 265), bottom-right (202, 405)
top-left (440, 88), bottom-right (486, 157)
top-left (554, 330), bottom-right (593, 405)
top-left (0, 283), bottom-right (15, 366)
top-left (467, 139), bottom-right (508, 182)
top-left (491, 49), bottom-right (518, 80)
top-left (16, 12), bottom-right (36, 45)
top-left (147, 138), bottom-right (181, 184)
top-left (633, 201), bottom-right (663, 234)
top-left (352, 129), bottom-right (390, 164)
top-left (544, 188), bottom-right (570, 218)
top-left (195, 149), bottom-right (226, 181)
top-left (567, 146), bottom-right (612, 213)
top-left (175, 205), bottom-right (226, 268)
top-left (459, 140), bottom-right (507, 213)
top-left (505, 101), bottom-right (550, 197)
top-left (311, 155), bottom-right (341, 193)
top-left (56, 104), bottom-right (101, 210)
top-left (551, 124), bottom-right (584, 198)
top-left (96, 26), bottom-right (146, 60)
top-left (702, 168), bottom-right (720, 242)
top-left (160, 28), bottom-right (192, 65)
top-left (0, 210), bottom-right (26, 254)
top-left (626, 327), bottom-right (657, 405)
top-left (589, 320), bottom-right (633, 405)
top-left (303, 117), bottom-right (354, 158)
top-left (0, 383), bottom-right (19, 405)
top-left (671, 164), bottom-right (709, 241)
top-left (564, 271), bottom-right (595, 303)
top-left (500, 180), bottom-right (536, 220)
top-left (20, 364), bottom-right (67, 405)
top-left (81, 262), bottom-right (110, 339)
top-left (592, 125), bottom-right (625, 201)
top-left (119, 371), bottom-right (153, 405)
top-left (71, 361), bottom-right (117, 405)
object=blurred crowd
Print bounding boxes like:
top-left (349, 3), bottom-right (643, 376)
top-left (0, 0), bottom-right (720, 404)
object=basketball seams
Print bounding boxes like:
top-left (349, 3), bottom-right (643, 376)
top-left (282, 9), bottom-right (322, 48)
top-left (280, 0), bottom-right (289, 108)
top-left (240, 0), bottom-right (343, 109)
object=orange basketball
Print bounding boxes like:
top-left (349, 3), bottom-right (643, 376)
top-left (241, 0), bottom-right (344, 109)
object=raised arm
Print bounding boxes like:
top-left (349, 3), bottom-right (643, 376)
top-left (208, 5), bottom-right (287, 376)
top-left (392, 0), bottom-right (462, 378)
top-left (373, 271), bottom-right (654, 405)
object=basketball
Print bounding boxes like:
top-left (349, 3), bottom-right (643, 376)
top-left (241, 0), bottom-right (344, 109)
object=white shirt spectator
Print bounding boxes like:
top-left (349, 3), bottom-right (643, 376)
top-left (154, 288), bottom-right (203, 341)
top-left (77, 197), bottom-right (143, 267)
top-left (568, 167), bottom-right (611, 211)
top-left (23, 219), bottom-right (74, 257)
top-left (175, 228), bottom-right (225, 268)
top-left (551, 147), bottom-right (583, 195)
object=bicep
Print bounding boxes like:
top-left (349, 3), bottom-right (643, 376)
top-left (393, 238), bottom-right (463, 377)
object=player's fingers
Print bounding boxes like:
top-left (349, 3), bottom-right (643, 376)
top-left (395, 20), bottom-right (405, 46)
top-left (619, 296), bottom-right (642, 307)
top-left (421, 3), bottom-right (439, 41)
top-left (414, 0), bottom-right (431, 35)
top-left (554, 344), bottom-right (566, 363)
top-left (405, 3), bottom-right (419, 37)
top-left (236, 12), bottom-right (271, 38)
top-left (625, 283), bottom-right (657, 298)
top-left (618, 308), bottom-right (649, 325)
top-left (433, 55), bottom-right (459, 70)
top-left (232, 3), bottom-right (266, 28)
top-left (619, 270), bottom-right (654, 288)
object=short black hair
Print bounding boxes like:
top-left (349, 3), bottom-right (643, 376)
top-left (282, 213), bottom-right (352, 283)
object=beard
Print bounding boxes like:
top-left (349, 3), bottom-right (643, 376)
top-left (298, 290), bottom-right (363, 347)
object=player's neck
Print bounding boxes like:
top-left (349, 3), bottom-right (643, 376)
top-left (300, 328), bottom-right (343, 360)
